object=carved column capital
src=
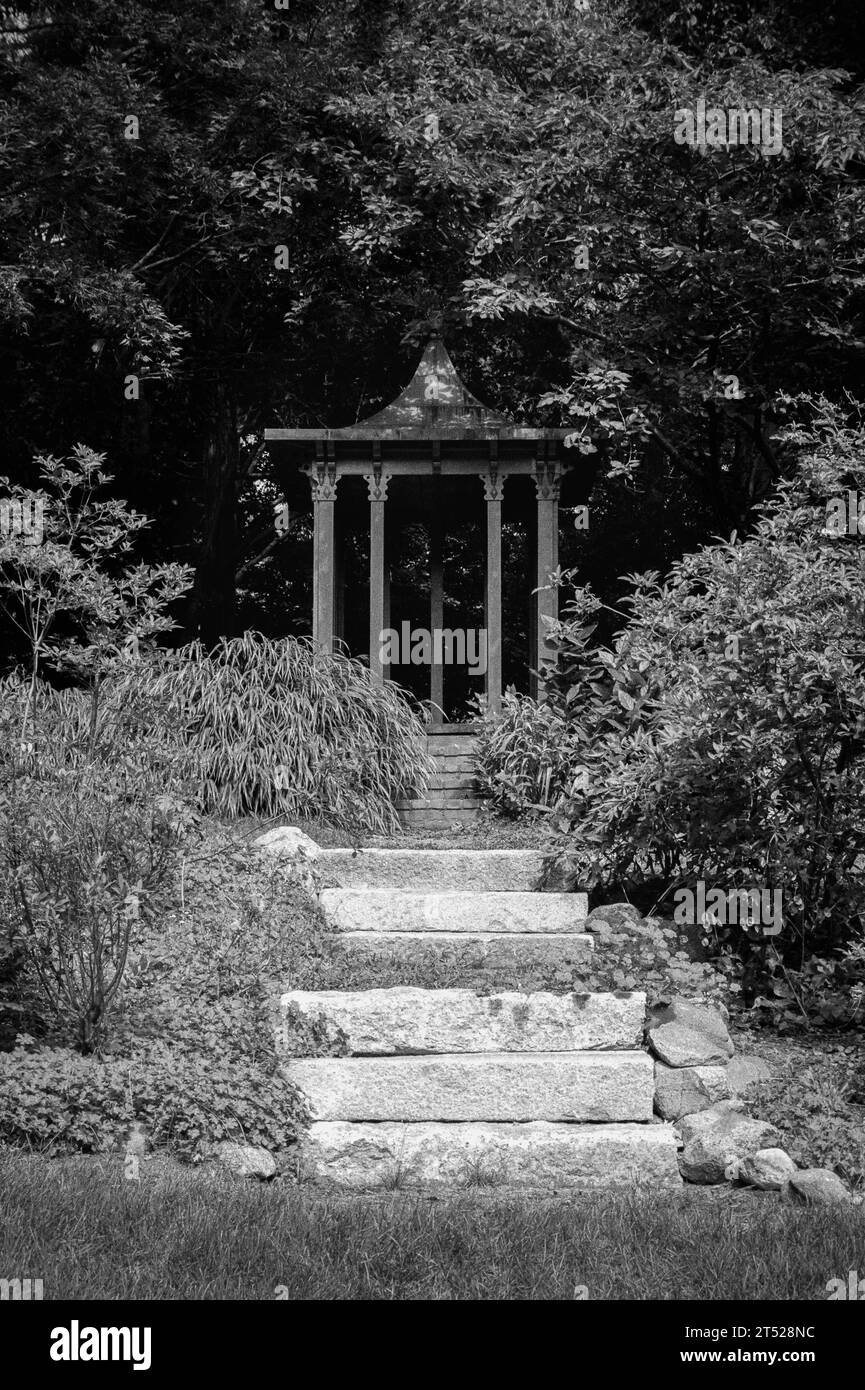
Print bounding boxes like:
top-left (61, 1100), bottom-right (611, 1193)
top-left (365, 466), bottom-right (392, 502)
top-left (307, 460), bottom-right (339, 502)
top-left (534, 462), bottom-right (560, 501)
top-left (480, 469), bottom-right (505, 502)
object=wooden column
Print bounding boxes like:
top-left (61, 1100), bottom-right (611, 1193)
top-left (366, 466), bottom-right (391, 682)
top-left (334, 504), bottom-right (346, 646)
top-left (534, 456), bottom-right (560, 693)
top-left (429, 500), bottom-right (444, 721)
top-left (310, 459), bottom-right (338, 653)
top-left (482, 468), bottom-right (505, 715)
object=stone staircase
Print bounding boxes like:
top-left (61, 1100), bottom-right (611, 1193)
top-left (277, 848), bottom-right (681, 1190)
top-left (395, 728), bottom-right (483, 828)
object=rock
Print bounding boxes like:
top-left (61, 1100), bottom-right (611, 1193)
top-left (210, 1142), bottom-right (277, 1180)
top-left (301, 1120), bottom-right (682, 1190)
top-left (726, 1055), bottom-right (775, 1094)
top-left (255, 826), bottom-right (319, 859)
top-left (586, 903), bottom-right (644, 934)
top-left (288, 1051), bottom-right (654, 1123)
top-left (784, 1168), bottom-right (853, 1206)
top-left (676, 1101), bottom-right (780, 1184)
top-left (647, 998), bottom-right (734, 1067)
top-left (738, 1148), bottom-right (797, 1190)
top-left (319, 888), bottom-right (587, 934)
top-left (654, 1060), bottom-right (731, 1120)
top-left (280, 987), bottom-right (646, 1056)
top-left (124, 1121), bottom-right (148, 1157)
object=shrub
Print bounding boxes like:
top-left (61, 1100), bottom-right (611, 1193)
top-left (545, 394), bottom-right (865, 1001)
top-left (0, 675), bottom-right (195, 1053)
top-left (122, 632), bottom-right (433, 832)
top-left (472, 688), bottom-right (581, 816)
top-left (0, 833), bottom-right (318, 1157)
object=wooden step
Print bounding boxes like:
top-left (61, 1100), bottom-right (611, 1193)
top-left (394, 794), bottom-right (480, 810)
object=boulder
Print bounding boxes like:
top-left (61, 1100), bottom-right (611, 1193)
top-left (647, 998), bottom-right (734, 1067)
top-left (738, 1148), bottom-right (797, 1190)
top-left (676, 1100), bottom-right (780, 1184)
top-left (784, 1168), bottom-right (853, 1207)
top-left (726, 1054), bottom-right (775, 1094)
top-left (255, 826), bottom-right (319, 859)
top-left (654, 1060), bottom-right (731, 1120)
top-left (586, 903), bottom-right (644, 935)
top-left (209, 1142), bottom-right (277, 1180)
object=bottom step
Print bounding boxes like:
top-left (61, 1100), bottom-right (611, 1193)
top-left (300, 1121), bottom-right (681, 1190)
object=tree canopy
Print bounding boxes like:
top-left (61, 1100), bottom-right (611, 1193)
top-left (1, 0), bottom-right (863, 651)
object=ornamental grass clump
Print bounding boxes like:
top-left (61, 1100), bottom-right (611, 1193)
top-left (126, 632), bottom-right (433, 832)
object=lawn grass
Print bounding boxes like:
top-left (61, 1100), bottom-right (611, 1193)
top-left (1, 1151), bottom-right (863, 1301)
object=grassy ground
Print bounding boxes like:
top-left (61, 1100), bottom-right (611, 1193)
top-left (2, 1151), bottom-right (863, 1301)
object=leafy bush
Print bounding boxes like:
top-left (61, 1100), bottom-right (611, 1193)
top-left (0, 833), bottom-right (320, 1157)
top-left (0, 674), bottom-right (195, 1054)
top-left (0, 445), bottom-right (191, 736)
top-left (0, 1042), bottom-right (304, 1158)
top-left (472, 688), bottom-right (582, 816)
top-left (123, 632), bottom-right (433, 833)
top-left (545, 394), bottom-right (865, 998)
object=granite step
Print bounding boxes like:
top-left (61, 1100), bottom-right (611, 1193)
top-left (300, 1120), bottom-right (681, 1190)
top-left (332, 931), bottom-right (594, 982)
top-left (288, 1051), bottom-right (653, 1122)
top-left (319, 889), bottom-right (587, 934)
top-left (279, 987), bottom-right (645, 1055)
top-left (317, 848), bottom-right (549, 892)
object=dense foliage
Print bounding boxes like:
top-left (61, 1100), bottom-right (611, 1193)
top-left (0, 1), bottom-right (862, 648)
top-left (532, 396), bottom-right (865, 998)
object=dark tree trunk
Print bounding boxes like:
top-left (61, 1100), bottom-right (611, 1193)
top-left (189, 382), bottom-right (239, 645)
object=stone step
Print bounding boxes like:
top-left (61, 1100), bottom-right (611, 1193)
top-left (280, 987), bottom-right (645, 1055)
top-left (317, 848), bottom-right (548, 892)
top-left (288, 1051), bottom-right (653, 1122)
top-left (300, 1121), bottom-right (681, 1190)
top-left (334, 931), bottom-right (594, 979)
top-left (319, 889), bottom-right (587, 933)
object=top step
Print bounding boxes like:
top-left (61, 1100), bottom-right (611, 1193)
top-left (318, 848), bottom-right (549, 893)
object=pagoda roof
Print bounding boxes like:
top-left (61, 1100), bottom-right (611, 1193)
top-left (265, 336), bottom-right (570, 443)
